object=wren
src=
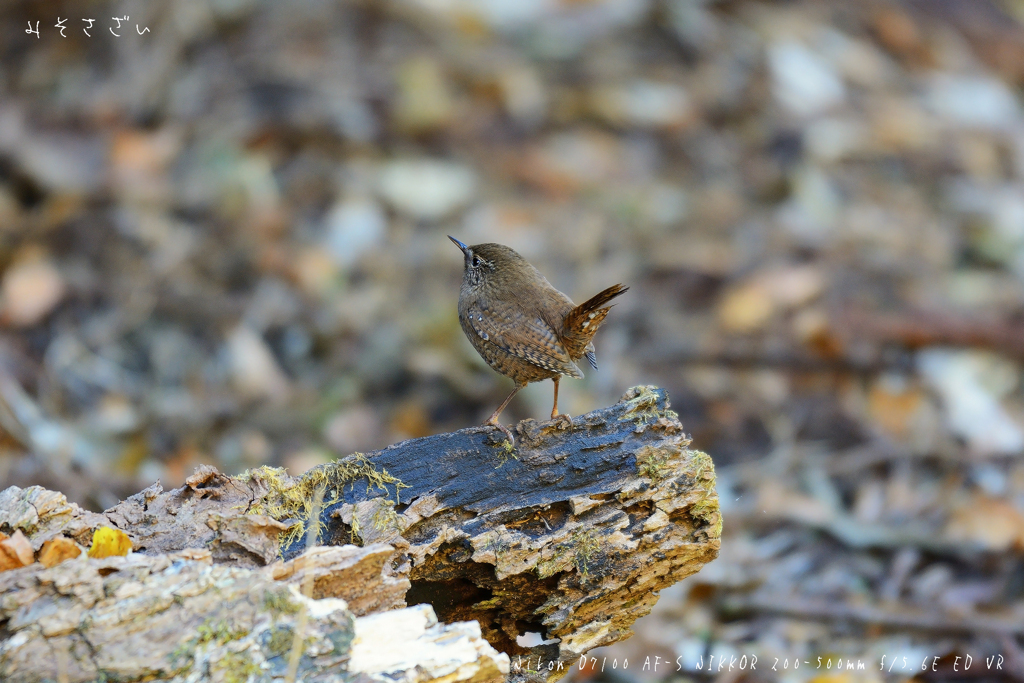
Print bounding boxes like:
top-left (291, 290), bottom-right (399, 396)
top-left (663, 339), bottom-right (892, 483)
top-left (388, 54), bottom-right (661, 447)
top-left (449, 236), bottom-right (628, 444)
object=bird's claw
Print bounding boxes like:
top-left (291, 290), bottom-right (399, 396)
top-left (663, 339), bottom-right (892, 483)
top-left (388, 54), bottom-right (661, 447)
top-left (552, 413), bottom-right (573, 432)
top-left (485, 418), bottom-right (515, 447)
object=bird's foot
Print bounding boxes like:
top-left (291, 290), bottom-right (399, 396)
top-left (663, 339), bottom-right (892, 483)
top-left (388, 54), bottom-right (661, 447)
top-left (484, 417), bottom-right (515, 447)
top-left (551, 413), bottom-right (573, 432)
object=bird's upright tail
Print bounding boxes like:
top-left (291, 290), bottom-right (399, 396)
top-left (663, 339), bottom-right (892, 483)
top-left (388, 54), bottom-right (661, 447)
top-left (560, 283), bottom-right (628, 361)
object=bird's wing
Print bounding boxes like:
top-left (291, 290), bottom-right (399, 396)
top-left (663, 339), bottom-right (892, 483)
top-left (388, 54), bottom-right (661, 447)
top-left (465, 301), bottom-right (583, 378)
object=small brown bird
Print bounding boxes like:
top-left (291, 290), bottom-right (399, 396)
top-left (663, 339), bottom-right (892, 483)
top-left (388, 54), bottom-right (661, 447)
top-left (450, 236), bottom-right (627, 444)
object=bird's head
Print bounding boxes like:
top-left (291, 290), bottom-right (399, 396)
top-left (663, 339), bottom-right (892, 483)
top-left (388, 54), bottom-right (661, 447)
top-left (448, 237), bottom-right (528, 287)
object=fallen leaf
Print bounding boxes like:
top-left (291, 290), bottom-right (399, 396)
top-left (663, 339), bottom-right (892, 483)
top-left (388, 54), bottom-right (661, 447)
top-left (757, 479), bottom-right (835, 526)
top-left (719, 281), bottom-right (774, 333)
top-left (720, 265), bottom-right (825, 333)
top-left (38, 537), bottom-right (82, 568)
top-left (87, 526), bottom-right (132, 559)
top-left (946, 496), bottom-right (1024, 551)
top-left (867, 379), bottom-right (925, 441)
top-left (0, 530), bottom-right (35, 571)
top-left (226, 325), bottom-right (292, 402)
top-left (1, 251), bottom-right (66, 327)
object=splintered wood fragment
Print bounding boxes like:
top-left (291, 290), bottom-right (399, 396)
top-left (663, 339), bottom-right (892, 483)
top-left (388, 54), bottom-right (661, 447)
top-left (0, 530), bottom-right (34, 570)
top-left (351, 604), bottom-right (509, 683)
top-left (268, 543), bottom-right (410, 615)
top-left (0, 485), bottom-right (109, 550)
top-left (0, 385), bottom-right (720, 683)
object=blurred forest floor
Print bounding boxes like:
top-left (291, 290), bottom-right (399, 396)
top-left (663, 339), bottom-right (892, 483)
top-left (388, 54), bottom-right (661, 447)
top-left (3, 0), bottom-right (1024, 680)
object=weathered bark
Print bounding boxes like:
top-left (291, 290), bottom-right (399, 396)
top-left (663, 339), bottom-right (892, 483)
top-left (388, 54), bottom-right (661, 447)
top-left (0, 548), bottom-right (508, 683)
top-left (0, 386), bottom-right (721, 683)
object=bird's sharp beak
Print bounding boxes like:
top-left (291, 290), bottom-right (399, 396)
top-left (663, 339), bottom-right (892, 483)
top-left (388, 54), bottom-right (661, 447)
top-left (448, 235), bottom-right (469, 254)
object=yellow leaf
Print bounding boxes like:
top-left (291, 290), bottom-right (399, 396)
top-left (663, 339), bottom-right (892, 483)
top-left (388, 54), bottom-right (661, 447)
top-left (87, 527), bottom-right (132, 559)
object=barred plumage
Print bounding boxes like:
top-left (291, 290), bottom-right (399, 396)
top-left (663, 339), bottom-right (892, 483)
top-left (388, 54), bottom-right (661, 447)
top-left (450, 237), bottom-right (627, 445)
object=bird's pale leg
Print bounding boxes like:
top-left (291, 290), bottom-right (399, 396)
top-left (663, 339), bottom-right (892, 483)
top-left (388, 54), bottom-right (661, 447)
top-left (485, 381), bottom-right (524, 445)
top-left (550, 377), bottom-right (573, 430)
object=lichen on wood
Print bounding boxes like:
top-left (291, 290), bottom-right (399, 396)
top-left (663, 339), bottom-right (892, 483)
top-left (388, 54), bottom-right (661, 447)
top-left (241, 454), bottom-right (411, 553)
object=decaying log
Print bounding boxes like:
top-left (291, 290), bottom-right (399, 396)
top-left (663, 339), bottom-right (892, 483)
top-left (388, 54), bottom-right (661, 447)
top-left (0, 385), bottom-right (721, 683)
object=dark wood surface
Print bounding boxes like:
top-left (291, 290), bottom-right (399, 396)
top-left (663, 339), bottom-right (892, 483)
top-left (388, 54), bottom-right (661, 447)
top-left (312, 387), bottom-right (673, 534)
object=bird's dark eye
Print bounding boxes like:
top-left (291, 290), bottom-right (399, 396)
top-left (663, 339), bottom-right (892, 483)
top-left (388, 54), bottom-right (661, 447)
top-left (472, 255), bottom-right (481, 267)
